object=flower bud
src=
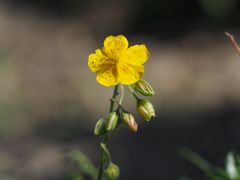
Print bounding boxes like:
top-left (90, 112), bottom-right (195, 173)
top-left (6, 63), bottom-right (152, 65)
top-left (105, 163), bottom-right (120, 180)
top-left (122, 112), bottom-right (138, 132)
top-left (94, 118), bottom-right (107, 136)
top-left (137, 99), bottom-right (155, 121)
top-left (106, 112), bottom-right (119, 131)
top-left (134, 79), bottom-right (155, 96)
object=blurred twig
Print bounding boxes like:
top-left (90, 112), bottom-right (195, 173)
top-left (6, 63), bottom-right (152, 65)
top-left (225, 32), bottom-right (240, 56)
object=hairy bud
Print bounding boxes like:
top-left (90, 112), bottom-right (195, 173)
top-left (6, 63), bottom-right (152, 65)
top-left (134, 79), bottom-right (155, 96)
top-left (137, 99), bottom-right (155, 121)
top-left (106, 112), bottom-right (119, 131)
top-left (105, 163), bottom-right (120, 180)
top-left (94, 118), bottom-right (107, 136)
top-left (122, 112), bottom-right (138, 132)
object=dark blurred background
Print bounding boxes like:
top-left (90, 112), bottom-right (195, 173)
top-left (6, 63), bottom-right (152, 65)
top-left (0, 0), bottom-right (240, 179)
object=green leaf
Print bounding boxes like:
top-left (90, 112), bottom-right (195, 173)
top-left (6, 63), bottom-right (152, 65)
top-left (212, 168), bottom-right (231, 179)
top-left (226, 152), bottom-right (239, 179)
top-left (181, 150), bottom-right (240, 180)
top-left (67, 150), bottom-right (97, 179)
top-left (64, 172), bottom-right (85, 180)
top-left (180, 148), bottom-right (213, 174)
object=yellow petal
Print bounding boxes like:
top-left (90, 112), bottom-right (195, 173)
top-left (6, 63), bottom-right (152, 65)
top-left (117, 63), bottom-right (144, 85)
top-left (88, 49), bottom-right (113, 73)
top-left (103, 35), bottom-right (129, 59)
top-left (96, 66), bottom-right (119, 87)
top-left (124, 45), bottom-right (149, 65)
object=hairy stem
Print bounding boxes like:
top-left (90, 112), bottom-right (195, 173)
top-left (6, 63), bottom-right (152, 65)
top-left (97, 85), bottom-right (119, 180)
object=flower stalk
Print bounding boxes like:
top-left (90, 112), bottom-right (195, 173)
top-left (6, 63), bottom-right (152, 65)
top-left (97, 85), bottom-right (119, 180)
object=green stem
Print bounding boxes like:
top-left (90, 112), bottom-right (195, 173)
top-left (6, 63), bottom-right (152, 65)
top-left (128, 85), bottom-right (140, 100)
top-left (97, 85), bottom-right (119, 180)
top-left (100, 143), bottom-right (112, 163)
top-left (110, 98), bottom-right (127, 112)
top-left (110, 85), bottom-right (119, 112)
top-left (113, 84), bottom-right (125, 112)
top-left (119, 85), bottom-right (124, 105)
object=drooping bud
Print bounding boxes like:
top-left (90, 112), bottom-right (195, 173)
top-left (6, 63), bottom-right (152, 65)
top-left (106, 112), bottom-right (119, 131)
top-left (134, 79), bottom-right (155, 96)
top-left (122, 112), bottom-right (138, 132)
top-left (105, 162), bottom-right (120, 180)
top-left (94, 118), bottom-right (107, 136)
top-left (137, 99), bottom-right (155, 121)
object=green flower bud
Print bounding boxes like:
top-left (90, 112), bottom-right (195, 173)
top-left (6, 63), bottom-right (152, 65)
top-left (137, 99), bottom-right (155, 121)
top-left (105, 163), bottom-right (120, 180)
top-left (122, 112), bottom-right (138, 132)
top-left (106, 112), bottom-right (119, 131)
top-left (134, 79), bottom-right (155, 96)
top-left (94, 118), bottom-right (107, 136)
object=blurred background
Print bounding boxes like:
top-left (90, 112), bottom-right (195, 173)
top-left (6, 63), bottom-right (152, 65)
top-left (0, 0), bottom-right (240, 179)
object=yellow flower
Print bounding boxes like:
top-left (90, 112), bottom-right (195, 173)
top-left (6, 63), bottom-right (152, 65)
top-left (88, 35), bottom-right (149, 87)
